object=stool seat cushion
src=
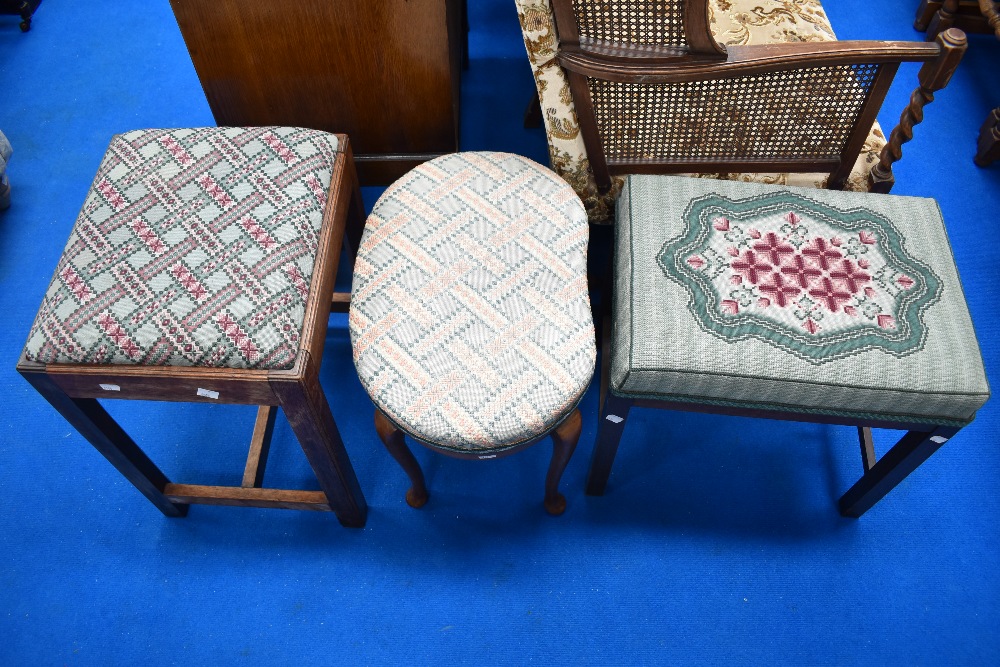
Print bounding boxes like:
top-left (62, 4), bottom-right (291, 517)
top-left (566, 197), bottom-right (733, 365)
top-left (350, 152), bottom-right (596, 452)
top-left (24, 127), bottom-right (340, 370)
top-left (613, 175), bottom-right (989, 425)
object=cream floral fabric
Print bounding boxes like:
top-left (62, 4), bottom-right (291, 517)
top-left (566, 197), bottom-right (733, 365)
top-left (514, 0), bottom-right (888, 223)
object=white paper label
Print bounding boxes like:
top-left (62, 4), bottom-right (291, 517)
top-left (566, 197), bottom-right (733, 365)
top-left (605, 414), bottom-right (624, 424)
top-left (98, 383), bottom-right (121, 392)
top-left (930, 436), bottom-right (949, 444)
top-left (197, 388), bottom-right (220, 399)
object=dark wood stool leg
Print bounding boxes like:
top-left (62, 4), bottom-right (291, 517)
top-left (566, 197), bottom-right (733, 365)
top-left (585, 393), bottom-right (633, 495)
top-left (838, 425), bottom-right (959, 518)
top-left (374, 409), bottom-right (429, 509)
top-left (272, 374), bottom-right (367, 527)
top-left (975, 107), bottom-right (1000, 167)
top-left (544, 408), bottom-right (582, 515)
top-left (341, 142), bottom-right (366, 266)
top-left (17, 364), bottom-right (188, 517)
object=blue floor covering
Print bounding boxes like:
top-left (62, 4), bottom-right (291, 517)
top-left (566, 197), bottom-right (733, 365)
top-left (0, 1), bottom-right (997, 663)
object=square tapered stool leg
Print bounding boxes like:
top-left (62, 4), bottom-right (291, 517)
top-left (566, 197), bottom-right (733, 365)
top-left (18, 127), bottom-right (367, 527)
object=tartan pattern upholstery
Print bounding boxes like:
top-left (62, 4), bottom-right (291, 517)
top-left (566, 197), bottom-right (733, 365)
top-left (24, 127), bottom-right (340, 370)
top-left (350, 152), bottom-right (596, 452)
top-left (612, 175), bottom-right (990, 425)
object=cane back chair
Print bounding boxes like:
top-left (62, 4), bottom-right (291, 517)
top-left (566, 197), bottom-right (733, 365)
top-left (516, 0), bottom-right (967, 222)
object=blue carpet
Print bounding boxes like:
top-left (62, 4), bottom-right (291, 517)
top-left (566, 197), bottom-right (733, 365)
top-left (1, 1), bottom-right (997, 663)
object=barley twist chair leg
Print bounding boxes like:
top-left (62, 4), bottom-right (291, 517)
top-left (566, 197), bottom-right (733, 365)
top-left (870, 29), bottom-right (967, 193)
top-left (374, 409), bottom-right (429, 509)
top-left (544, 408), bottom-right (582, 516)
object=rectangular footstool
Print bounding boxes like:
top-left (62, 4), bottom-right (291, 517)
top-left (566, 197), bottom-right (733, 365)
top-left (17, 127), bottom-right (368, 527)
top-left (588, 175), bottom-right (990, 517)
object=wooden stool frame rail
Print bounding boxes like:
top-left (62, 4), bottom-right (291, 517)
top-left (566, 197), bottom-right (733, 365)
top-left (18, 135), bottom-right (369, 528)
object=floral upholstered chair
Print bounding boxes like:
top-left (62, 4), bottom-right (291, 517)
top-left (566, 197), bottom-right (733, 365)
top-left (514, 0), bottom-right (959, 222)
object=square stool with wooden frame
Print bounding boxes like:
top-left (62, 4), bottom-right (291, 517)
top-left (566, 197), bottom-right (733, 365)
top-left (590, 175), bottom-right (990, 517)
top-left (17, 126), bottom-right (368, 527)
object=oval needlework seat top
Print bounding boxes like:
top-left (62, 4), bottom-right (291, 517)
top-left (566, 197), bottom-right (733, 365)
top-left (349, 152), bottom-right (596, 453)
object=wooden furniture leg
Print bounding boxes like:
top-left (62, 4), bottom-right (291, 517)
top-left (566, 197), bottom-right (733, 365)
top-left (586, 393), bottom-right (633, 496)
top-left (839, 425), bottom-right (960, 517)
top-left (918, 0), bottom-right (998, 33)
top-left (916, 0), bottom-right (945, 30)
top-left (870, 29), bottom-right (967, 192)
top-left (975, 107), bottom-right (1000, 166)
top-left (927, 0), bottom-right (960, 36)
top-left (19, 362), bottom-right (188, 518)
top-left (375, 409), bottom-right (429, 509)
top-left (341, 143), bottom-right (366, 265)
top-left (544, 408), bottom-right (582, 515)
top-left (524, 95), bottom-right (543, 129)
top-left (271, 365), bottom-right (367, 527)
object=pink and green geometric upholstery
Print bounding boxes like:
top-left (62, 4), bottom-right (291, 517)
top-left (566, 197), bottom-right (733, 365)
top-left (350, 151), bottom-right (596, 453)
top-left (24, 126), bottom-right (341, 370)
top-left (612, 175), bottom-right (989, 424)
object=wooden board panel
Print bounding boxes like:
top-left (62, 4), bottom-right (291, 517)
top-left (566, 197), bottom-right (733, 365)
top-left (169, 0), bottom-right (461, 183)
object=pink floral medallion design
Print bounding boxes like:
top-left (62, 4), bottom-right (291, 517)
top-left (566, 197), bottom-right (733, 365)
top-left (660, 191), bottom-right (942, 363)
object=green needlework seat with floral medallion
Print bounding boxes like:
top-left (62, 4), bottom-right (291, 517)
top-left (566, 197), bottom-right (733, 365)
top-left (588, 175), bottom-right (990, 517)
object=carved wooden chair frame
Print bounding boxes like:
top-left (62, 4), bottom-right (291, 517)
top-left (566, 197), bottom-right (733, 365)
top-left (921, 0), bottom-right (1000, 166)
top-left (549, 0), bottom-right (967, 196)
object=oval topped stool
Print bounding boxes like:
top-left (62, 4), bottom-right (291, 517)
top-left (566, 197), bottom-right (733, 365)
top-left (349, 152), bottom-right (596, 515)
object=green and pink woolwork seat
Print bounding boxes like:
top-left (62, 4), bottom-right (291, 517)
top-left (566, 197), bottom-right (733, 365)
top-left (19, 126), bottom-right (369, 527)
top-left (24, 127), bottom-right (338, 369)
top-left (589, 175), bottom-right (989, 517)
top-left (350, 152), bottom-right (596, 515)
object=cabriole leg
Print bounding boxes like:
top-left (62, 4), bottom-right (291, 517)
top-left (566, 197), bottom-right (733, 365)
top-left (544, 408), bottom-right (582, 515)
top-left (375, 409), bottom-right (429, 509)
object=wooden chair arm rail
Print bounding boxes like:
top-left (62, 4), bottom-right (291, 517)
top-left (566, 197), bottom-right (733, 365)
top-left (558, 40), bottom-right (943, 84)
